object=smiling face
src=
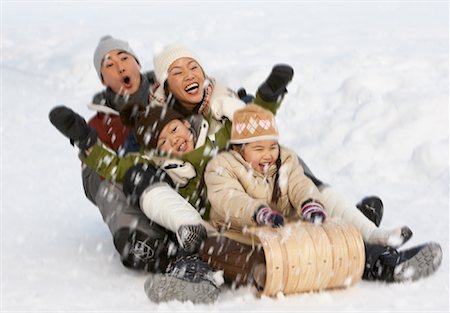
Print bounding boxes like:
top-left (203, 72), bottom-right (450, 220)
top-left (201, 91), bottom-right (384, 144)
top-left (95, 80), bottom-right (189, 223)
top-left (241, 140), bottom-right (280, 174)
top-left (166, 57), bottom-right (206, 112)
top-left (156, 119), bottom-right (195, 157)
top-left (101, 50), bottom-right (141, 95)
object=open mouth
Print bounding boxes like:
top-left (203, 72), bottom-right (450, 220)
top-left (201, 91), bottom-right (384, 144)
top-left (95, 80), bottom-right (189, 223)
top-left (259, 163), bottom-right (270, 173)
top-left (178, 141), bottom-right (187, 152)
top-left (123, 76), bottom-right (131, 87)
top-left (184, 83), bottom-right (199, 94)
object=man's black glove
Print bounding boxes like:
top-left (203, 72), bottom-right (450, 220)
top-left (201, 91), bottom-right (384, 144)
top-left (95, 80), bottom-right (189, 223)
top-left (49, 105), bottom-right (97, 151)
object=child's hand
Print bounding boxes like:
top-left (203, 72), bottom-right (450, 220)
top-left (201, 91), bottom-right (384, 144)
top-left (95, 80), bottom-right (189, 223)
top-left (301, 201), bottom-right (327, 224)
top-left (254, 206), bottom-right (284, 228)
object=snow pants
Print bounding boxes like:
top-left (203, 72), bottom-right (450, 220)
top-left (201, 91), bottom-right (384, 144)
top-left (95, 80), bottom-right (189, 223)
top-left (82, 166), bottom-right (176, 272)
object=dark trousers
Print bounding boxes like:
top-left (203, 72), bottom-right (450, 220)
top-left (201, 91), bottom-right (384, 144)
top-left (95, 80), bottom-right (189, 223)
top-left (83, 165), bottom-right (176, 272)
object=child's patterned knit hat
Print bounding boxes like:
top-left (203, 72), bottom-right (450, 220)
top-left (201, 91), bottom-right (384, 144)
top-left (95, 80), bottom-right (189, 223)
top-left (230, 104), bottom-right (279, 144)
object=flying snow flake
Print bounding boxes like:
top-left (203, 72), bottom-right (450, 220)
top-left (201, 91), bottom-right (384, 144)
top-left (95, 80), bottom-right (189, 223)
top-left (246, 166), bottom-right (254, 178)
top-left (210, 270), bottom-right (225, 287)
top-left (167, 242), bottom-right (178, 257)
top-left (395, 265), bottom-right (416, 280)
top-left (102, 155), bottom-right (113, 166)
top-left (96, 242), bottom-right (103, 252)
top-left (279, 226), bottom-right (293, 244)
top-left (278, 164), bottom-right (289, 189)
top-left (215, 166), bottom-right (224, 175)
top-left (203, 145), bottom-right (214, 156)
top-left (276, 291), bottom-right (285, 299)
top-left (344, 276), bottom-right (353, 287)
top-left (143, 130), bottom-right (152, 145)
top-left (105, 189), bottom-right (115, 202)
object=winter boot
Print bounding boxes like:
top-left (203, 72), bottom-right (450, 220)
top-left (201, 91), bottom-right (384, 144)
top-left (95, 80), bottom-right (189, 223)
top-left (117, 229), bottom-right (170, 272)
top-left (365, 242), bottom-right (442, 283)
top-left (237, 88), bottom-right (255, 104)
top-left (368, 226), bottom-right (413, 248)
top-left (144, 252), bottom-right (223, 304)
top-left (49, 105), bottom-right (97, 150)
top-left (177, 224), bottom-right (207, 254)
top-left (257, 64), bottom-right (294, 103)
top-left (356, 196), bottom-right (384, 227)
top-left (251, 263), bottom-right (266, 291)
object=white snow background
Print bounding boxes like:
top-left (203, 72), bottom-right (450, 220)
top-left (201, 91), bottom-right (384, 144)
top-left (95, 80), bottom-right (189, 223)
top-left (1, 1), bottom-right (449, 312)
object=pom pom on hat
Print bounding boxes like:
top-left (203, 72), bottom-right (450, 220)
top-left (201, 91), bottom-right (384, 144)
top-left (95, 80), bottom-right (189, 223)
top-left (93, 35), bottom-right (139, 80)
top-left (153, 44), bottom-right (201, 84)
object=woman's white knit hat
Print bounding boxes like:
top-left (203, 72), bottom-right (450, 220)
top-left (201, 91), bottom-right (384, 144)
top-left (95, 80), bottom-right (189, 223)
top-left (93, 35), bottom-right (139, 80)
top-left (153, 44), bottom-right (201, 84)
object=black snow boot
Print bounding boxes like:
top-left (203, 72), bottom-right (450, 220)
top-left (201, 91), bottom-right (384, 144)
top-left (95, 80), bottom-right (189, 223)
top-left (257, 64), bottom-right (294, 102)
top-left (144, 251), bottom-right (222, 304)
top-left (177, 224), bottom-right (207, 254)
top-left (364, 242), bottom-right (442, 283)
top-left (117, 229), bottom-right (170, 273)
top-left (237, 88), bottom-right (255, 104)
top-left (356, 196), bottom-right (384, 227)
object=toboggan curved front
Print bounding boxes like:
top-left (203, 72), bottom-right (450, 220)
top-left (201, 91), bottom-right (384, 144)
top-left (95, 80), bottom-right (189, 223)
top-left (248, 219), bottom-right (365, 296)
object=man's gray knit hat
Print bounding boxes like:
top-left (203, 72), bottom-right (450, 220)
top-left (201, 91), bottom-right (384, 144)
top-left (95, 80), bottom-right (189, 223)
top-left (93, 35), bottom-right (139, 80)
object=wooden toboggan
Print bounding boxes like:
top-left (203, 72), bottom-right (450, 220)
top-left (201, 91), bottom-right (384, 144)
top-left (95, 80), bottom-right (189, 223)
top-left (247, 219), bottom-right (365, 296)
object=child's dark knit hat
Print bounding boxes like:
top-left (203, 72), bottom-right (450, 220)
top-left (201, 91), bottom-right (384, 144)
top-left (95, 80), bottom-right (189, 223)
top-left (121, 103), bottom-right (184, 150)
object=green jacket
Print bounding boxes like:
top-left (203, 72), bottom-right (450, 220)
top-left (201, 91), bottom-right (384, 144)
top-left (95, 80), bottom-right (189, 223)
top-left (82, 85), bottom-right (279, 219)
top-left (83, 117), bottom-right (232, 220)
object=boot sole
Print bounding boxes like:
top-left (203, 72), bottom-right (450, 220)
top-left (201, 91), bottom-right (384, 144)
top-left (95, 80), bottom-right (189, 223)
top-left (144, 273), bottom-right (219, 304)
top-left (394, 242), bottom-right (442, 282)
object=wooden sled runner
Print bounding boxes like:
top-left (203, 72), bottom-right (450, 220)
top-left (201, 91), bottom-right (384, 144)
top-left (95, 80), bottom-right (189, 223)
top-left (248, 219), bottom-right (365, 296)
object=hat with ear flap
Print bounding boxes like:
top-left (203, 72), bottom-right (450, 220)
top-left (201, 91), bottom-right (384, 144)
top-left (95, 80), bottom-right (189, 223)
top-left (153, 44), bottom-right (202, 84)
top-left (230, 104), bottom-right (279, 144)
top-left (120, 103), bottom-right (184, 150)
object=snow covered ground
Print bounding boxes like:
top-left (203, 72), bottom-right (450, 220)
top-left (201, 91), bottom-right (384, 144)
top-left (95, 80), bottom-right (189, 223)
top-left (1, 1), bottom-right (449, 312)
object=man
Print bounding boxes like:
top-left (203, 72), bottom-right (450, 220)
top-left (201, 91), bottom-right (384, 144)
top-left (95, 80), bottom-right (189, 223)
top-left (81, 35), bottom-right (176, 272)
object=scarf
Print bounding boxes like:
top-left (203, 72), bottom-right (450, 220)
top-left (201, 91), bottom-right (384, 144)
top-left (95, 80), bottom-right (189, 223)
top-left (149, 77), bottom-right (215, 119)
top-left (104, 73), bottom-right (152, 112)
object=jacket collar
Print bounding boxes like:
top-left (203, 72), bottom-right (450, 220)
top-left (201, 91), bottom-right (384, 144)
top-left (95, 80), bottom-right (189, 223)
top-left (229, 149), bottom-right (278, 178)
top-left (187, 115), bottom-right (209, 149)
top-left (88, 72), bottom-right (152, 114)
